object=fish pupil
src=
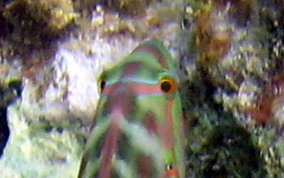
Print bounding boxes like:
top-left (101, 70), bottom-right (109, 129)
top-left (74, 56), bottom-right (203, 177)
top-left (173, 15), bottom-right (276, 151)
top-left (165, 164), bottom-right (173, 170)
top-left (100, 80), bottom-right (106, 91)
top-left (161, 81), bottom-right (172, 93)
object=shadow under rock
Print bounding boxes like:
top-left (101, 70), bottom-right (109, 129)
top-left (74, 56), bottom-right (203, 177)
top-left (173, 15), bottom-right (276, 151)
top-left (181, 75), bottom-right (267, 178)
top-left (0, 80), bottom-right (22, 157)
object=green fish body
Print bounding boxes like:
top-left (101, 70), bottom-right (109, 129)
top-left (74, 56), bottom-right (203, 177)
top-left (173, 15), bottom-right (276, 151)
top-left (78, 39), bottom-right (185, 178)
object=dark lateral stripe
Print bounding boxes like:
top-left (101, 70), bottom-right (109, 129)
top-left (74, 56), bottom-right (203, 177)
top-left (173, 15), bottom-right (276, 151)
top-left (144, 112), bottom-right (158, 135)
top-left (135, 44), bottom-right (169, 69)
top-left (137, 155), bottom-right (154, 178)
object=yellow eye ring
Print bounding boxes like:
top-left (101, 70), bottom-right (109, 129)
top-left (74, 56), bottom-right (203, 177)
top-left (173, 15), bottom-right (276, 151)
top-left (160, 78), bottom-right (177, 93)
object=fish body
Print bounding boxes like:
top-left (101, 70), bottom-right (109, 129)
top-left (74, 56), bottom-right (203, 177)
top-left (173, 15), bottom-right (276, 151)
top-left (78, 40), bottom-right (185, 178)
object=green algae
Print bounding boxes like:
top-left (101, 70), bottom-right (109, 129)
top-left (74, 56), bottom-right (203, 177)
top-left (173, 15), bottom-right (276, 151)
top-left (182, 0), bottom-right (284, 177)
top-left (181, 76), bottom-right (267, 177)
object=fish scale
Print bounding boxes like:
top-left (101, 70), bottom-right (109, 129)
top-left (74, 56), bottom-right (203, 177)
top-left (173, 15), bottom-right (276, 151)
top-left (78, 39), bottom-right (185, 178)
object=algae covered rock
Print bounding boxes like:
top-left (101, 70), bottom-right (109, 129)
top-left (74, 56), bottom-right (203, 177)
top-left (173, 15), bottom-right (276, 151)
top-left (182, 0), bottom-right (284, 177)
top-left (2, 0), bottom-right (77, 46)
top-left (0, 0), bottom-right (283, 177)
top-left (0, 0), bottom-right (185, 177)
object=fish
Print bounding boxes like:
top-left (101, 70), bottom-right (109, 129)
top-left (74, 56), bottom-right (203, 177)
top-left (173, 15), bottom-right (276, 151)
top-left (77, 39), bottom-right (185, 178)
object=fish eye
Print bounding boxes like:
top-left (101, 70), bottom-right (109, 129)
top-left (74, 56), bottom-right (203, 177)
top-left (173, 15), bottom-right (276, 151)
top-left (160, 78), bottom-right (177, 93)
top-left (165, 164), bottom-right (177, 176)
top-left (165, 164), bottom-right (173, 170)
top-left (98, 78), bottom-right (106, 92)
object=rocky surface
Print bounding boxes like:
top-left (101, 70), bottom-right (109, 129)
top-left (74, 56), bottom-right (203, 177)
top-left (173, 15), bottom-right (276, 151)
top-left (0, 0), bottom-right (283, 177)
top-left (0, 0), bottom-right (185, 177)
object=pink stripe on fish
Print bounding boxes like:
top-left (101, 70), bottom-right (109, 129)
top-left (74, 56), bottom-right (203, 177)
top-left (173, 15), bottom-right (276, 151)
top-left (160, 98), bottom-right (175, 149)
top-left (106, 87), bottom-right (134, 116)
top-left (144, 112), bottom-right (158, 135)
top-left (103, 83), bottom-right (162, 97)
top-left (137, 155), bottom-right (154, 178)
top-left (99, 88), bottom-right (135, 177)
top-left (99, 113), bottom-right (121, 178)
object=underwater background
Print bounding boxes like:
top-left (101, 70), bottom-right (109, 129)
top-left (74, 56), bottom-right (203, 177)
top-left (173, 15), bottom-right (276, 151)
top-left (0, 0), bottom-right (283, 177)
